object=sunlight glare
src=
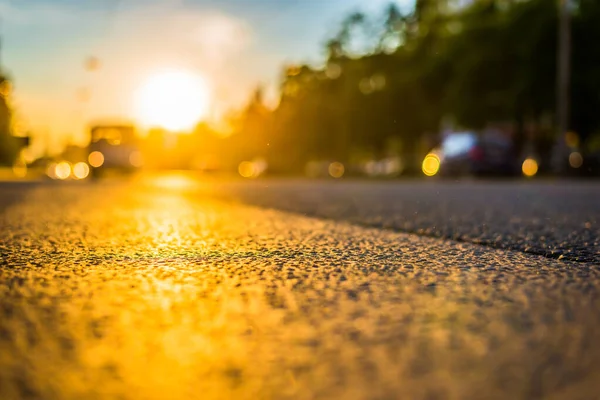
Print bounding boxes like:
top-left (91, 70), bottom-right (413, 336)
top-left (152, 173), bottom-right (196, 190)
top-left (134, 69), bottom-right (210, 132)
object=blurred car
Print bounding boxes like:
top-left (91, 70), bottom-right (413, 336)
top-left (87, 124), bottom-right (142, 177)
top-left (425, 131), bottom-right (518, 177)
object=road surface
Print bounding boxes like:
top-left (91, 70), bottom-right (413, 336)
top-left (1, 174), bottom-right (599, 399)
top-left (205, 179), bottom-right (600, 263)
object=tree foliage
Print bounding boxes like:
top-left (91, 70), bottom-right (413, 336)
top-left (226, 0), bottom-right (600, 174)
top-left (0, 74), bottom-right (20, 166)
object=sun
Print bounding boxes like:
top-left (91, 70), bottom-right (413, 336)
top-left (134, 69), bottom-right (210, 132)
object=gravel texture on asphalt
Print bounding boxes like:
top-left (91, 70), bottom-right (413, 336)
top-left (204, 179), bottom-right (600, 263)
top-left (1, 177), bottom-right (599, 400)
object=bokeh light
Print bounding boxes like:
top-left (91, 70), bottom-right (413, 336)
top-left (326, 63), bottom-right (342, 79)
top-left (238, 161), bottom-right (256, 178)
top-left (422, 153), bottom-right (441, 177)
top-left (359, 78), bottom-right (374, 95)
top-left (73, 162), bottom-right (90, 179)
top-left (12, 161), bottom-right (27, 178)
top-left (359, 74), bottom-right (387, 95)
top-left (238, 159), bottom-right (267, 178)
top-left (565, 131), bottom-right (580, 148)
top-left (84, 56), bottom-right (101, 72)
top-left (46, 163), bottom-right (58, 179)
top-left (129, 151), bottom-right (144, 168)
top-left (55, 162), bottom-right (72, 180)
top-left (522, 158), bottom-right (538, 177)
top-left (569, 152), bottom-right (583, 168)
top-left (328, 162), bottom-right (345, 178)
top-left (253, 158), bottom-right (268, 176)
top-left (363, 158), bottom-right (404, 177)
top-left (371, 74), bottom-right (386, 91)
top-left (21, 147), bottom-right (36, 164)
top-left (88, 151), bottom-right (105, 168)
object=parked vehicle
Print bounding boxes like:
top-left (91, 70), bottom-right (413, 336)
top-left (87, 124), bottom-right (142, 177)
top-left (424, 131), bottom-right (518, 177)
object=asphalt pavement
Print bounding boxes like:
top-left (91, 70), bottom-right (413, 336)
top-left (1, 174), bottom-right (599, 400)
top-left (204, 179), bottom-right (600, 263)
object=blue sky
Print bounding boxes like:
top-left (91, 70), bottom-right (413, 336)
top-left (1, 0), bottom-right (412, 152)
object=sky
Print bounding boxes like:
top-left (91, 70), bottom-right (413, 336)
top-left (1, 0), bottom-right (412, 154)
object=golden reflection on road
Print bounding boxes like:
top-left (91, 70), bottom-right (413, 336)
top-left (148, 171), bottom-right (199, 191)
top-left (1, 178), bottom-right (600, 399)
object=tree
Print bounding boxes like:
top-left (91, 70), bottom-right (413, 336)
top-left (0, 74), bottom-right (20, 166)
top-left (220, 0), bottom-right (600, 175)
